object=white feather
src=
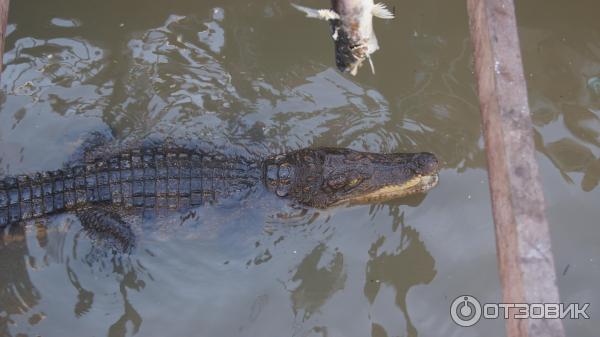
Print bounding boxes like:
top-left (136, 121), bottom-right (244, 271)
top-left (372, 3), bottom-right (394, 19)
top-left (291, 4), bottom-right (340, 20)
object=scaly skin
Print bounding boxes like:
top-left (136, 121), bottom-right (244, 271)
top-left (0, 147), bottom-right (260, 227)
top-left (0, 146), bottom-right (439, 228)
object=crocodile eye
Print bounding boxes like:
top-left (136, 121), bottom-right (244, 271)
top-left (348, 178), bottom-right (361, 187)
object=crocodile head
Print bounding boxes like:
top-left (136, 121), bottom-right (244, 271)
top-left (263, 148), bottom-right (439, 208)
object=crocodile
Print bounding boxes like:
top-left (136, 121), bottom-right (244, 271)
top-left (0, 146), bottom-right (439, 248)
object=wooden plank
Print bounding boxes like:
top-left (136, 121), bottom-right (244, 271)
top-left (0, 0), bottom-right (9, 74)
top-left (466, 0), bottom-right (566, 336)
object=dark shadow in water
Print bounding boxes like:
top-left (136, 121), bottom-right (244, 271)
top-left (0, 227), bottom-right (40, 337)
top-left (74, 233), bottom-right (147, 337)
top-left (107, 256), bottom-right (145, 337)
top-left (66, 260), bottom-right (94, 317)
top-left (534, 130), bottom-right (600, 191)
top-left (288, 242), bottom-right (346, 321)
top-left (280, 202), bottom-right (435, 337)
top-left (517, 13), bottom-right (600, 192)
top-left (364, 206), bottom-right (436, 337)
top-left (0, 219), bottom-right (149, 337)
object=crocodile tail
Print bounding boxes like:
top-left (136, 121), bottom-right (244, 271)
top-left (0, 164), bottom-right (107, 228)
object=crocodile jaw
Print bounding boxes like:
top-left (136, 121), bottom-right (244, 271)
top-left (334, 173), bottom-right (439, 206)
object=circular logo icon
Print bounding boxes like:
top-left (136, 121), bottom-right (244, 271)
top-left (450, 295), bottom-right (482, 327)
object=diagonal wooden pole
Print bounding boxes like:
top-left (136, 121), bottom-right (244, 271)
top-left (466, 0), bottom-right (566, 336)
top-left (0, 0), bottom-right (9, 75)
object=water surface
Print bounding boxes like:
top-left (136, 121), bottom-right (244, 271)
top-left (0, 0), bottom-right (598, 336)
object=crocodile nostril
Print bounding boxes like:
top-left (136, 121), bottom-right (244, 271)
top-left (417, 153), bottom-right (439, 174)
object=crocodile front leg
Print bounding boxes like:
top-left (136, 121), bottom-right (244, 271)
top-left (77, 207), bottom-right (136, 253)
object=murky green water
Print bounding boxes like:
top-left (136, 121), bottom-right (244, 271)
top-left (0, 0), bottom-right (598, 336)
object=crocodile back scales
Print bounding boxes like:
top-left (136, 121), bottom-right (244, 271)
top-left (0, 148), bottom-right (261, 227)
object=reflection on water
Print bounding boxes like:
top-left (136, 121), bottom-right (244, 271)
top-left (0, 228), bottom-right (41, 336)
top-left (520, 13), bottom-right (600, 194)
top-left (0, 0), bottom-right (599, 336)
top-left (0, 218), bottom-right (155, 337)
top-left (289, 242), bottom-right (346, 320)
top-left (105, 260), bottom-right (145, 337)
top-left (66, 261), bottom-right (94, 317)
top-left (0, 201), bottom-right (436, 337)
top-left (364, 219), bottom-right (435, 337)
